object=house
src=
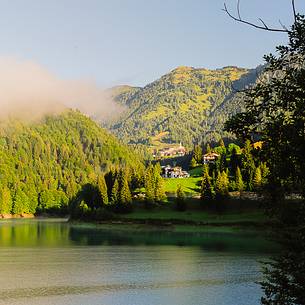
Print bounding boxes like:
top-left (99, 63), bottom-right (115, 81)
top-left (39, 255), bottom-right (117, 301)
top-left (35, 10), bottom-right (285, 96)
top-left (203, 152), bottom-right (220, 164)
top-left (157, 143), bottom-right (187, 158)
top-left (161, 165), bottom-right (190, 178)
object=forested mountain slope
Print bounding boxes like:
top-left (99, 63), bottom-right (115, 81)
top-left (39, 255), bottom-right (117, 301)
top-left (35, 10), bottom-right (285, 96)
top-left (107, 66), bottom-right (262, 147)
top-left (0, 110), bottom-right (143, 215)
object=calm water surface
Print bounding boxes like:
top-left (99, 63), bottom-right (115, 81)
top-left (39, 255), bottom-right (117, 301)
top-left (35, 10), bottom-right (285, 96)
top-left (0, 219), bottom-right (273, 305)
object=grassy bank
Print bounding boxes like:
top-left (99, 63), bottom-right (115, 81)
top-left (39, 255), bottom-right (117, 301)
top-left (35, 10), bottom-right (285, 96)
top-left (119, 208), bottom-right (267, 225)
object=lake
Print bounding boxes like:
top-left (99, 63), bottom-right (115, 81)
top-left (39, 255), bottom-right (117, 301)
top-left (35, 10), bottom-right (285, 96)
top-left (0, 218), bottom-right (273, 305)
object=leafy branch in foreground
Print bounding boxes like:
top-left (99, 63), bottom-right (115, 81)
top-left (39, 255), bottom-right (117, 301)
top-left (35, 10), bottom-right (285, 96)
top-left (225, 13), bottom-right (305, 305)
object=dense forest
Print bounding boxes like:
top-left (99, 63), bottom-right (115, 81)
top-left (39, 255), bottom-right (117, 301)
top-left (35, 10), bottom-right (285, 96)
top-left (106, 65), bottom-right (261, 147)
top-left (0, 110), bottom-right (144, 215)
top-left (189, 140), bottom-right (269, 202)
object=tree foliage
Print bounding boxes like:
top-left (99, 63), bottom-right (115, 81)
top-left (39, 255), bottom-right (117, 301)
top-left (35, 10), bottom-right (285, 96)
top-left (225, 14), bottom-right (305, 305)
top-left (0, 110), bottom-right (144, 215)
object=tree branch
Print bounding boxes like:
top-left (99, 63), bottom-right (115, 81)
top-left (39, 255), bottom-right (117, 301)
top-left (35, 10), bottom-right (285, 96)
top-left (292, 0), bottom-right (297, 24)
top-left (223, 2), bottom-right (289, 33)
top-left (279, 20), bottom-right (289, 32)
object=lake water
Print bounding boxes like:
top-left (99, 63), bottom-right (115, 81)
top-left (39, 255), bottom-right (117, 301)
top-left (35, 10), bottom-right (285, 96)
top-left (0, 218), bottom-right (273, 305)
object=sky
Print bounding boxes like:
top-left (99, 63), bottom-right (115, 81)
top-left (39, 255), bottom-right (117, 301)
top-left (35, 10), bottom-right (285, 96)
top-left (0, 0), bottom-right (304, 87)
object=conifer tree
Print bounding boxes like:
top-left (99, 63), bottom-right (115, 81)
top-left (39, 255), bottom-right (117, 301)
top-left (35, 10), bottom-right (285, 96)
top-left (13, 189), bottom-right (30, 214)
top-left (253, 167), bottom-right (262, 190)
top-left (97, 174), bottom-right (108, 205)
top-left (0, 185), bottom-right (12, 215)
top-left (219, 138), bottom-right (225, 149)
top-left (111, 178), bottom-right (119, 204)
top-left (190, 157), bottom-right (197, 169)
top-left (193, 145), bottom-right (203, 164)
top-left (241, 140), bottom-right (255, 191)
top-left (176, 184), bottom-right (186, 211)
top-left (118, 170), bottom-right (132, 204)
top-left (215, 171), bottom-right (229, 199)
top-left (235, 167), bottom-right (244, 192)
top-left (206, 143), bottom-right (211, 154)
top-left (154, 173), bottom-right (166, 202)
top-left (201, 165), bottom-right (214, 201)
top-left (230, 147), bottom-right (240, 174)
top-left (259, 162), bottom-right (270, 186)
top-left (145, 164), bottom-right (155, 203)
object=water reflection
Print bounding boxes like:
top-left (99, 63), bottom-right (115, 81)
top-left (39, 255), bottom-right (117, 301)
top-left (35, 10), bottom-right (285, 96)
top-left (0, 218), bottom-right (275, 253)
top-left (0, 219), bottom-right (271, 305)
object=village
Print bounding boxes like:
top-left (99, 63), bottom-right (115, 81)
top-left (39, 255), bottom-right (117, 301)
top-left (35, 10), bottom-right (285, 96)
top-left (157, 142), bottom-right (220, 179)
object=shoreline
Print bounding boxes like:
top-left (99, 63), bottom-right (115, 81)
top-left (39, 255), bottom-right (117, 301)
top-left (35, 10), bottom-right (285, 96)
top-left (0, 214), bottom-right (34, 219)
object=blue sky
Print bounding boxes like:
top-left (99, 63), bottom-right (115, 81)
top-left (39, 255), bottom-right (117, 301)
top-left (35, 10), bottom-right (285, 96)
top-left (0, 0), bottom-right (304, 87)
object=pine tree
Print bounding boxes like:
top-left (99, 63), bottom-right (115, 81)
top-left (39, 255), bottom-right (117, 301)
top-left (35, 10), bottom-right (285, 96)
top-left (259, 162), bottom-right (270, 186)
top-left (176, 184), bottom-right (186, 211)
top-left (215, 171), bottom-right (229, 199)
top-left (219, 138), bottom-right (225, 148)
top-left (154, 173), bottom-right (166, 202)
top-left (97, 174), bottom-right (108, 205)
top-left (13, 189), bottom-right (30, 214)
top-left (0, 185), bottom-right (12, 215)
top-left (145, 164), bottom-right (155, 204)
top-left (235, 167), bottom-right (244, 192)
top-left (193, 145), bottom-right (203, 164)
top-left (190, 157), bottom-right (197, 168)
top-left (111, 178), bottom-right (119, 204)
top-left (119, 170), bottom-right (132, 204)
top-left (241, 140), bottom-right (255, 191)
top-left (253, 167), bottom-right (262, 190)
top-left (201, 165), bottom-right (214, 201)
top-left (230, 147), bottom-right (240, 174)
top-left (206, 143), bottom-right (211, 154)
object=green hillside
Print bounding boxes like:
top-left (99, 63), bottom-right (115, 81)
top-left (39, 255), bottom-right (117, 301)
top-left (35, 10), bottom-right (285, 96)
top-left (0, 110), bottom-right (144, 215)
top-left (107, 66), bottom-right (261, 148)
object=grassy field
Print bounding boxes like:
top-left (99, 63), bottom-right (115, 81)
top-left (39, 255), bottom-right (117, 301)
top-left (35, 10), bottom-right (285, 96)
top-left (119, 205), bottom-right (267, 225)
top-left (164, 177), bottom-right (201, 196)
top-left (163, 165), bottom-right (203, 196)
top-left (188, 166), bottom-right (203, 177)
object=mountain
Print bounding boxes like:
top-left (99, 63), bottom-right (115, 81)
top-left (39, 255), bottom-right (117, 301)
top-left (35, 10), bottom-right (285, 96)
top-left (0, 110), bottom-right (144, 215)
top-left (107, 66), bottom-right (262, 148)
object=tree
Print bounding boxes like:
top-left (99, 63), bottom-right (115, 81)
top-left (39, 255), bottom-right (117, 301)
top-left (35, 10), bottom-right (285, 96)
top-left (225, 6), bottom-right (305, 304)
top-left (206, 143), bottom-right (211, 154)
top-left (235, 167), bottom-right (244, 192)
top-left (230, 147), bottom-right (241, 174)
top-left (201, 165), bottom-right (214, 201)
top-left (111, 178), bottom-right (119, 204)
top-left (253, 167), bottom-right (262, 190)
top-left (0, 186), bottom-right (12, 215)
top-left (241, 140), bottom-right (255, 191)
top-left (13, 189), bottom-right (30, 214)
top-left (259, 162), bottom-right (270, 186)
top-left (118, 170), bottom-right (132, 205)
top-left (215, 171), bottom-right (229, 199)
top-left (190, 157), bottom-right (197, 169)
top-left (193, 145), bottom-right (203, 164)
top-left (145, 164), bottom-right (155, 204)
top-left (97, 174), bottom-right (108, 205)
top-left (154, 167), bottom-right (166, 203)
top-left (176, 184), bottom-right (186, 211)
top-left (219, 138), bottom-right (225, 149)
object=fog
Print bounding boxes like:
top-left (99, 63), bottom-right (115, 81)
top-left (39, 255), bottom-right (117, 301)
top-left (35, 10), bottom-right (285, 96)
top-left (0, 57), bottom-right (124, 121)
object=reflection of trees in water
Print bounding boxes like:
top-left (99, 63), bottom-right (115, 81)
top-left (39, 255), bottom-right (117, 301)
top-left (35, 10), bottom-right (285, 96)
top-left (0, 220), bottom-right (70, 247)
top-left (68, 226), bottom-right (276, 254)
top-left (0, 220), bottom-right (277, 253)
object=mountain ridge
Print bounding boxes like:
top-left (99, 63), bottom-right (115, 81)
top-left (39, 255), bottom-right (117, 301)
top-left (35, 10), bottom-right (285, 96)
top-left (106, 65), bottom-right (262, 148)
